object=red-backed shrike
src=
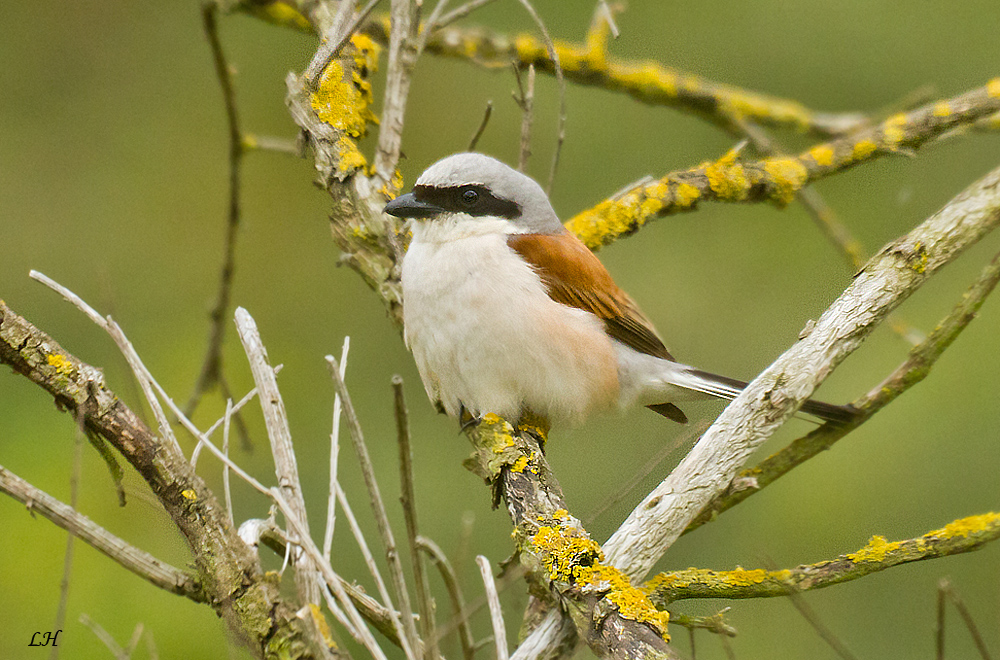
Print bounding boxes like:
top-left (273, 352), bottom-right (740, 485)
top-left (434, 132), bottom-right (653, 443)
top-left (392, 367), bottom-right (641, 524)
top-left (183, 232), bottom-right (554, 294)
top-left (384, 153), bottom-right (854, 428)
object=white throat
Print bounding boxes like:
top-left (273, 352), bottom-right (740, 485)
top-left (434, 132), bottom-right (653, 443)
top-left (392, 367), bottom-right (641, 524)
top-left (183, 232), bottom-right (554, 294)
top-left (408, 212), bottom-right (526, 244)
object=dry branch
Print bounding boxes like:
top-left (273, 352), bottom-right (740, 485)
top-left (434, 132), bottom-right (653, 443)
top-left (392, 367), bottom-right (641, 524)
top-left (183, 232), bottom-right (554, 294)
top-left (0, 464), bottom-right (203, 602)
top-left (603, 162), bottom-right (1000, 581)
top-left (0, 301), bottom-right (330, 659)
top-left (685, 246), bottom-right (1000, 533)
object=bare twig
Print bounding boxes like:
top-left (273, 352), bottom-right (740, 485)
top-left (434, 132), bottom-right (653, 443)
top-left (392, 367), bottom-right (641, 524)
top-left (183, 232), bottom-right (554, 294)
top-left (222, 398), bottom-right (234, 526)
top-left (938, 578), bottom-right (994, 660)
top-left (436, 0), bottom-right (499, 28)
top-left (667, 608), bottom-right (736, 638)
top-left (414, 0), bottom-right (453, 57)
top-left (394, 377), bottom-right (439, 660)
top-left (326, 354), bottom-right (421, 660)
top-left (513, 0), bottom-right (565, 193)
top-left (335, 481), bottom-right (409, 649)
top-left (0, 465), bottom-right (203, 600)
top-left (936, 581), bottom-right (946, 660)
top-left (417, 536), bottom-right (476, 660)
top-left (785, 588), bottom-right (858, 660)
top-left (513, 64), bottom-right (535, 172)
top-left (50, 410), bottom-right (86, 660)
top-left (30, 271), bottom-right (183, 455)
top-left (235, 307), bottom-right (319, 606)
top-left (476, 556), bottom-right (509, 660)
top-left (468, 100), bottom-right (493, 151)
top-left (604, 163), bottom-right (1000, 581)
top-left (80, 614), bottom-right (128, 660)
top-left (187, 4), bottom-right (252, 454)
top-left (595, 0), bottom-right (619, 39)
top-left (373, 0), bottom-right (418, 186)
top-left (685, 246), bottom-right (1000, 535)
top-left (324, 336), bottom-right (351, 562)
top-left (191, 375), bottom-right (270, 466)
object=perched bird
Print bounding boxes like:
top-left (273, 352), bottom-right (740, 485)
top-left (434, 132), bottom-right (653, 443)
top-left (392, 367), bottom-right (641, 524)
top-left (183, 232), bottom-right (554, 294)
top-left (384, 153), bottom-right (854, 429)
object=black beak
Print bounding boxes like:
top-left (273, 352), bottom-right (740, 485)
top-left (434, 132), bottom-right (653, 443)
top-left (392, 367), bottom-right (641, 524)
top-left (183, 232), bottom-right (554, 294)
top-left (383, 192), bottom-right (444, 219)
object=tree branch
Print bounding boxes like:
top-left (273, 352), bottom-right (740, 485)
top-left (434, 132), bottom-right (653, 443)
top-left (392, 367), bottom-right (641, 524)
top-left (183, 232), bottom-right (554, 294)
top-left (684, 245), bottom-right (1000, 534)
top-left (0, 301), bottom-right (331, 659)
top-left (464, 416), bottom-right (679, 660)
top-left (603, 161), bottom-right (1000, 581)
top-left (567, 79), bottom-right (1000, 250)
top-left (648, 513), bottom-right (1000, 604)
top-left (0, 464), bottom-right (204, 602)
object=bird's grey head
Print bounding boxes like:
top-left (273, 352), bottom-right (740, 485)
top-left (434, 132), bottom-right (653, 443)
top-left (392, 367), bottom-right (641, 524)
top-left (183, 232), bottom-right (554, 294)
top-left (383, 153), bottom-right (563, 234)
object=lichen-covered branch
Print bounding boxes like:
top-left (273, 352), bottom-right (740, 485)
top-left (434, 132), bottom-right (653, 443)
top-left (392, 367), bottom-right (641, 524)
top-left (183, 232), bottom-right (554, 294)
top-left (464, 415), bottom-right (679, 660)
top-left (0, 301), bottom-right (331, 659)
top-left (684, 246), bottom-right (1000, 535)
top-left (648, 513), bottom-right (1000, 604)
top-left (568, 79), bottom-right (1000, 250)
top-left (603, 163), bottom-right (1000, 582)
top-left (233, 1), bottom-right (867, 137)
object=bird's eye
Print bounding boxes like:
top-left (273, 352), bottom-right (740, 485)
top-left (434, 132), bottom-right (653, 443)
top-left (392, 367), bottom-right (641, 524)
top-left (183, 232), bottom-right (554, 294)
top-left (461, 188), bottom-right (479, 206)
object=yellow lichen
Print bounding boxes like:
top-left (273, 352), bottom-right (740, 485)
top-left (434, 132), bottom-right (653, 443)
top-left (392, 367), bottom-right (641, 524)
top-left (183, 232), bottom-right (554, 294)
top-left (566, 197), bottom-right (644, 250)
top-left (704, 148), bottom-right (750, 201)
top-left (244, 1), bottom-right (312, 33)
top-left (181, 489), bottom-right (198, 501)
top-left (310, 34), bottom-right (381, 175)
top-left (882, 113), bottom-right (908, 146)
top-left (673, 182), bottom-right (701, 208)
top-left (584, 18), bottom-right (610, 69)
top-left (531, 526), bottom-right (669, 640)
top-left (927, 512), bottom-right (1000, 539)
top-left (932, 101), bottom-right (952, 117)
top-left (987, 78), bottom-right (1000, 99)
top-left (763, 157), bottom-right (808, 206)
top-left (46, 353), bottom-right (75, 377)
top-left (808, 144), bottom-right (835, 167)
top-left (851, 139), bottom-right (878, 160)
top-left (720, 94), bottom-right (811, 131)
top-left (513, 34), bottom-right (545, 61)
top-left (511, 455), bottom-right (530, 473)
top-left (847, 535), bottom-right (901, 563)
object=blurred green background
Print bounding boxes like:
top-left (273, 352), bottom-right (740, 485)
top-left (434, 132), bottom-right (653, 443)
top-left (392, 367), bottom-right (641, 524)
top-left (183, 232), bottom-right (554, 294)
top-left (2, 1), bottom-right (999, 658)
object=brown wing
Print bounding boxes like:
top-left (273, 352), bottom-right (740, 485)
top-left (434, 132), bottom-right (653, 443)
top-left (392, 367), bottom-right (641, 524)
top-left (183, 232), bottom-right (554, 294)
top-left (507, 231), bottom-right (675, 361)
top-left (507, 232), bottom-right (687, 423)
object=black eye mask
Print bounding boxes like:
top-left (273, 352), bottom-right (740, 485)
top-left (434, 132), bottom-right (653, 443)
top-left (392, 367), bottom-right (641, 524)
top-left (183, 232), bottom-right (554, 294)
top-left (412, 184), bottom-right (522, 219)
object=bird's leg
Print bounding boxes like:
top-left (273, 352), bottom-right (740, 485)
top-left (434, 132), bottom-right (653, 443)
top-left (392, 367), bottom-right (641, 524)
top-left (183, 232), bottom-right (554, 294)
top-left (458, 403), bottom-right (483, 432)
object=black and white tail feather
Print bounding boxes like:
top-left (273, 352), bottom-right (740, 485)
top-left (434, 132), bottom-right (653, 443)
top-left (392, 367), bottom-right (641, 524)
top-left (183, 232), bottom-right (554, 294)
top-left (677, 367), bottom-right (858, 425)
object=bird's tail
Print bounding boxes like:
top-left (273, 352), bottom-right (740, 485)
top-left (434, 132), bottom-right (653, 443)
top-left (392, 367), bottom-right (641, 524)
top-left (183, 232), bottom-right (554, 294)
top-left (675, 367), bottom-right (859, 425)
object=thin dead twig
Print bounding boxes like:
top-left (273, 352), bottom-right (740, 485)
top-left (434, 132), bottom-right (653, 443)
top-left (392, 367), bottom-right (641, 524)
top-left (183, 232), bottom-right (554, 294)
top-left (938, 578), bottom-right (994, 660)
top-left (394, 377), bottom-right (439, 660)
top-left (235, 307), bottom-right (319, 606)
top-left (326, 354), bottom-right (421, 660)
top-left (417, 536), bottom-right (476, 660)
top-left (0, 465), bottom-right (203, 601)
top-left (476, 556), bottom-right (509, 660)
top-left (324, 336), bottom-right (351, 561)
top-left (468, 100), bottom-right (493, 151)
top-left (187, 5), bottom-right (252, 453)
top-left (513, 64), bottom-right (535, 172)
top-left (514, 0), bottom-right (565, 194)
top-left (437, 0), bottom-right (499, 28)
top-left (50, 408), bottom-right (86, 660)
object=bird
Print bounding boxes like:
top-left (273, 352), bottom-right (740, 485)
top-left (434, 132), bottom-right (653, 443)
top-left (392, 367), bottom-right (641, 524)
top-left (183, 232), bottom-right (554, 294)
top-left (384, 152), bottom-right (855, 430)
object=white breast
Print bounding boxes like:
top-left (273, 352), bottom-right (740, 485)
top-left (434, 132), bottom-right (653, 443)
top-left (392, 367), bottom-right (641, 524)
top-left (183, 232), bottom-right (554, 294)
top-left (401, 219), bottom-right (619, 425)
